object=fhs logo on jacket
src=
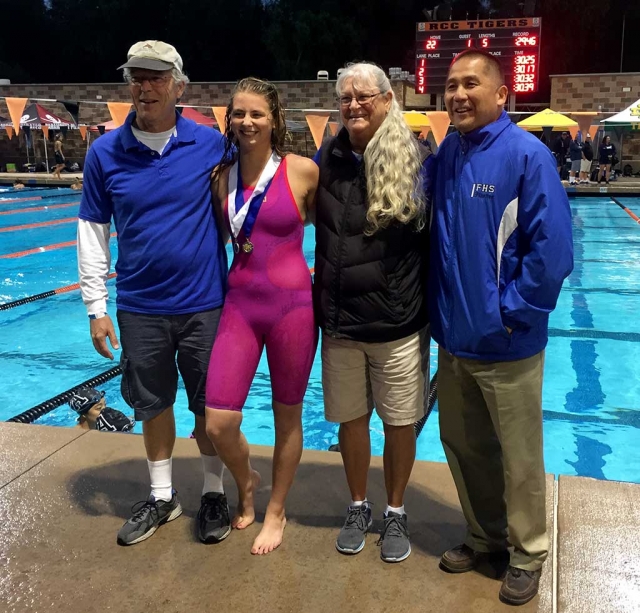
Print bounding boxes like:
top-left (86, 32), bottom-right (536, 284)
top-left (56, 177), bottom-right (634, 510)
top-left (471, 183), bottom-right (495, 198)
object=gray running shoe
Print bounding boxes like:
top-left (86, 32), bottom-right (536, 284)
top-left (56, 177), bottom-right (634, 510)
top-left (117, 492), bottom-right (182, 546)
top-left (197, 492), bottom-right (231, 544)
top-left (378, 512), bottom-right (411, 563)
top-left (335, 502), bottom-right (372, 554)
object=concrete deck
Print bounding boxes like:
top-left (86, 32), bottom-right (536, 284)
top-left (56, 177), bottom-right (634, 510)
top-left (0, 172), bottom-right (82, 187)
top-left (1, 423), bottom-right (638, 612)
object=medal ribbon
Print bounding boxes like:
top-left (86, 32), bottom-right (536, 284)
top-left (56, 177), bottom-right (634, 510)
top-left (228, 151), bottom-right (281, 245)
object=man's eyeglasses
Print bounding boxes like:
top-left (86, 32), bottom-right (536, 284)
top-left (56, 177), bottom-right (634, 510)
top-left (337, 92), bottom-right (381, 107)
top-left (127, 75), bottom-right (171, 87)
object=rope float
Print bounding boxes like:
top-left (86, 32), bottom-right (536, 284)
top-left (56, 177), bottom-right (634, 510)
top-left (0, 272), bottom-right (117, 311)
top-left (7, 365), bottom-right (123, 424)
top-left (610, 196), bottom-right (640, 224)
top-left (0, 231), bottom-right (117, 259)
top-left (0, 201), bottom-right (80, 216)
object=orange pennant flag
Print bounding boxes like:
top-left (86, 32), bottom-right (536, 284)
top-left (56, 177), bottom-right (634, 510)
top-left (5, 97), bottom-right (27, 136)
top-left (212, 107), bottom-right (227, 133)
top-left (107, 102), bottom-right (132, 128)
top-left (573, 114), bottom-right (594, 137)
top-left (42, 125), bottom-right (49, 140)
top-left (588, 125), bottom-right (599, 140)
top-left (5, 126), bottom-right (13, 140)
top-left (568, 125), bottom-right (580, 139)
top-left (79, 125), bottom-right (87, 140)
top-left (305, 113), bottom-right (330, 149)
top-left (328, 121), bottom-right (338, 136)
top-left (425, 111), bottom-right (451, 146)
top-left (419, 127), bottom-right (431, 140)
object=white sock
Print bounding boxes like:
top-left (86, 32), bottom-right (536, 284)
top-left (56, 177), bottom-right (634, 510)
top-left (148, 458), bottom-right (173, 502)
top-left (350, 499), bottom-right (368, 508)
top-left (385, 505), bottom-right (405, 516)
top-left (201, 453), bottom-right (225, 495)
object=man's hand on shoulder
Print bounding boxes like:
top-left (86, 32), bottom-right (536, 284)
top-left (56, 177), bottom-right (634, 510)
top-left (90, 315), bottom-right (120, 360)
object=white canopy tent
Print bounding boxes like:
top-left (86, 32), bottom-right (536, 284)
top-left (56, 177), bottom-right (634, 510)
top-left (600, 99), bottom-right (640, 170)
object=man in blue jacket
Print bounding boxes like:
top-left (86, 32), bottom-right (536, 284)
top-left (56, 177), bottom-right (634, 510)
top-left (429, 50), bottom-right (573, 606)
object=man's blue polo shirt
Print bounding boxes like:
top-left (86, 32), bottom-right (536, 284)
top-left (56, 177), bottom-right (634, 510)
top-left (79, 111), bottom-right (228, 315)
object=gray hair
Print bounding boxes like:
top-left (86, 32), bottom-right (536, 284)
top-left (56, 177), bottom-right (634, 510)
top-left (123, 67), bottom-right (189, 87)
top-left (336, 62), bottom-right (426, 234)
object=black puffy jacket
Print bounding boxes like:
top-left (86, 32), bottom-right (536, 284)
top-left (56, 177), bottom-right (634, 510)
top-left (314, 128), bottom-right (429, 343)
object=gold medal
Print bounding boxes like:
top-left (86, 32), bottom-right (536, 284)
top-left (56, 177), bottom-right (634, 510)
top-left (242, 239), bottom-right (254, 254)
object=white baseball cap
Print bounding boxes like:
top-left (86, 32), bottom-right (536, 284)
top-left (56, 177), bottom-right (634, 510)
top-left (118, 40), bottom-right (183, 72)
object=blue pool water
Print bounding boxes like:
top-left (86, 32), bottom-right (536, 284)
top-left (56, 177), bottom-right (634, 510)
top-left (1, 187), bottom-right (639, 483)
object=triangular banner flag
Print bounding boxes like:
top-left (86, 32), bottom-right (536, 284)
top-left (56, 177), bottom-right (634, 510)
top-left (212, 107), bottom-right (227, 133)
top-left (5, 97), bottom-right (27, 136)
top-left (98, 125), bottom-right (106, 135)
top-left (328, 122), bottom-right (338, 136)
top-left (588, 125), bottom-right (599, 140)
top-left (305, 113), bottom-right (330, 149)
top-left (425, 111), bottom-right (451, 146)
top-left (574, 114), bottom-right (594, 137)
top-left (60, 100), bottom-right (80, 127)
top-left (107, 102), bottom-right (132, 128)
top-left (79, 125), bottom-right (87, 140)
top-left (5, 126), bottom-right (13, 140)
top-left (42, 125), bottom-right (49, 140)
top-left (568, 125), bottom-right (580, 139)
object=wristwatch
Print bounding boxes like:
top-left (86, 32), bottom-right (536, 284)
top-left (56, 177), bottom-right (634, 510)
top-left (88, 312), bottom-right (107, 320)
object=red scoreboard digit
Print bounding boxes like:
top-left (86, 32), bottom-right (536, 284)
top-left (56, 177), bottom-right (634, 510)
top-left (415, 17), bottom-right (542, 94)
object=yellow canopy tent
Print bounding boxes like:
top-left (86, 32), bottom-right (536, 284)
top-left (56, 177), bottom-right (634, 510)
top-left (517, 108), bottom-right (577, 131)
top-left (403, 111), bottom-right (430, 129)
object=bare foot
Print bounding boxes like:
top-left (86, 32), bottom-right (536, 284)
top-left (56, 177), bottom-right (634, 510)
top-left (232, 469), bottom-right (261, 530)
top-left (251, 512), bottom-right (287, 555)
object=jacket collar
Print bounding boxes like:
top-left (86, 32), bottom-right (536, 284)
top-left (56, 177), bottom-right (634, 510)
top-left (458, 109), bottom-right (511, 151)
top-left (329, 127), bottom-right (359, 162)
top-left (119, 110), bottom-right (196, 152)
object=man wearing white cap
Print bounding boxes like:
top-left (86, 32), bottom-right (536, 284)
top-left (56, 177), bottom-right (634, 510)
top-left (78, 41), bottom-right (230, 547)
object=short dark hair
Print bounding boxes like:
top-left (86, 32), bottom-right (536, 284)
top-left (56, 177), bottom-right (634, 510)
top-left (449, 49), bottom-right (505, 86)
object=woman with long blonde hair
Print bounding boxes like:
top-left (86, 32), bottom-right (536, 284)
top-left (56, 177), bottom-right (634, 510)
top-left (314, 61), bottom-right (431, 564)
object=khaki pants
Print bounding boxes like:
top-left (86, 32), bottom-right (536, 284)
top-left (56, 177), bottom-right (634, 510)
top-left (438, 347), bottom-right (548, 571)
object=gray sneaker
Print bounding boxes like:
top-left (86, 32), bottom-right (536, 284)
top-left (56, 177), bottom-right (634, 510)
top-left (117, 492), bottom-right (183, 546)
top-left (335, 503), bottom-right (372, 554)
top-left (378, 512), bottom-right (411, 562)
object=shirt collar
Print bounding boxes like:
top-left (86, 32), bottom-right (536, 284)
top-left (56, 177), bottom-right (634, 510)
top-left (119, 110), bottom-right (196, 152)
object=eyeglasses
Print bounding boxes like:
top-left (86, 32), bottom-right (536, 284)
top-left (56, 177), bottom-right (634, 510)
top-left (337, 92), bottom-right (381, 107)
top-left (127, 75), bottom-right (172, 87)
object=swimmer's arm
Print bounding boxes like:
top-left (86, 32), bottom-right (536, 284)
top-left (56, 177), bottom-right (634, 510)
top-left (77, 219), bottom-right (111, 315)
top-left (287, 155), bottom-right (319, 226)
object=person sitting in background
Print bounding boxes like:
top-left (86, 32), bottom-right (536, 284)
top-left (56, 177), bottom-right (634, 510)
top-left (69, 386), bottom-right (135, 432)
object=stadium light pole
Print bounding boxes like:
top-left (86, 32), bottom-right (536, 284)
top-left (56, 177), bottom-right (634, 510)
top-left (620, 11), bottom-right (626, 72)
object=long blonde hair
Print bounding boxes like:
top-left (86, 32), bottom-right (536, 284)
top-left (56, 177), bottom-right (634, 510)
top-left (337, 62), bottom-right (426, 235)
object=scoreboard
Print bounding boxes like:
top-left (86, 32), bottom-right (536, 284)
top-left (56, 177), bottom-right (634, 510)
top-left (415, 17), bottom-right (541, 95)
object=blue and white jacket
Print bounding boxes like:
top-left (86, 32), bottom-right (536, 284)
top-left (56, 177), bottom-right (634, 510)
top-left (429, 111), bottom-right (574, 361)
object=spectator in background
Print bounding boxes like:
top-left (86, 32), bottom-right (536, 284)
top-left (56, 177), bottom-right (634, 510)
top-left (53, 133), bottom-right (66, 180)
top-left (69, 386), bottom-right (135, 432)
top-left (552, 131), bottom-right (570, 177)
top-left (580, 134), bottom-right (593, 184)
top-left (568, 135), bottom-right (582, 185)
top-left (598, 135), bottom-right (616, 184)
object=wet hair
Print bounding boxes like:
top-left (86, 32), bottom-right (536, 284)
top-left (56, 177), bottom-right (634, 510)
top-left (212, 77), bottom-right (288, 185)
top-left (449, 49), bottom-right (505, 86)
top-left (336, 62), bottom-right (426, 234)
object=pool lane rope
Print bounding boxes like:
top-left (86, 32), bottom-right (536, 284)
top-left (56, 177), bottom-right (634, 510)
top-left (6, 365), bottom-right (122, 424)
top-left (0, 273), bottom-right (117, 311)
top-left (610, 196), bottom-right (640, 224)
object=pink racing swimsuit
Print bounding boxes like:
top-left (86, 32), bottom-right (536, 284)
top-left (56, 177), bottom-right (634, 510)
top-left (205, 156), bottom-right (318, 410)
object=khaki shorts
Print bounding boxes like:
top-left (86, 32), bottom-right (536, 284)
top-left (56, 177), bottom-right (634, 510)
top-left (580, 159), bottom-right (591, 173)
top-left (322, 326), bottom-right (430, 426)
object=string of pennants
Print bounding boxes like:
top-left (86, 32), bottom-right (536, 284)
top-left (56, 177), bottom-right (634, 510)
top-left (0, 96), bottom-right (609, 149)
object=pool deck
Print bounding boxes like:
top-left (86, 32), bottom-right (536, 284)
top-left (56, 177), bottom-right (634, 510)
top-left (1, 171), bottom-right (82, 187)
top-left (1, 422), bottom-right (638, 613)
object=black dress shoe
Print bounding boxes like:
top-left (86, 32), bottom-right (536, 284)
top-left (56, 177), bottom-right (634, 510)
top-left (499, 565), bottom-right (541, 606)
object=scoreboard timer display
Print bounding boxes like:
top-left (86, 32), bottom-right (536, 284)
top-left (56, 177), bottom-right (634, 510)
top-left (415, 17), bottom-right (541, 94)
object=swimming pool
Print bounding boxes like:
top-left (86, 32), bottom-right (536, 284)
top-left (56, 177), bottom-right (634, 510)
top-left (1, 187), bottom-right (639, 484)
